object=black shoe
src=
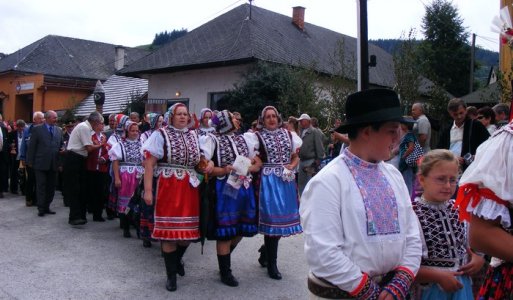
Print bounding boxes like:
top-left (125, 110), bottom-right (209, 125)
top-left (267, 263), bottom-right (282, 280)
top-left (123, 228), bottom-right (131, 238)
top-left (93, 216), bottom-right (106, 222)
top-left (221, 273), bottom-right (239, 287)
top-left (166, 275), bottom-right (177, 292)
top-left (26, 201), bottom-right (33, 207)
top-left (45, 210), bottom-right (56, 215)
top-left (38, 211), bottom-right (45, 217)
top-left (143, 240), bottom-right (152, 248)
top-left (69, 219), bottom-right (87, 226)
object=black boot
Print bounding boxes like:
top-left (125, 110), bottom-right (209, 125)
top-left (163, 251), bottom-right (178, 292)
top-left (265, 236), bottom-right (282, 280)
top-left (217, 254), bottom-right (239, 287)
top-left (120, 214), bottom-right (131, 238)
top-left (257, 244), bottom-right (267, 267)
top-left (176, 245), bottom-right (188, 277)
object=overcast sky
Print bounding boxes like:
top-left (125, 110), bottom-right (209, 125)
top-left (0, 0), bottom-right (500, 55)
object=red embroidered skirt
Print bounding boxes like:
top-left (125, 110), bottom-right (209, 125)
top-left (477, 262), bottom-right (513, 300)
top-left (152, 174), bottom-right (200, 241)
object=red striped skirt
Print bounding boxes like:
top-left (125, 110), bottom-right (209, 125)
top-left (152, 174), bottom-right (200, 241)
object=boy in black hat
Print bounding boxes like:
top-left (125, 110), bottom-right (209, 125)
top-left (300, 89), bottom-right (421, 299)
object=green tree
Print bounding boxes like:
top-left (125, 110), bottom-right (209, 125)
top-left (151, 29), bottom-right (188, 48)
top-left (218, 62), bottom-right (319, 126)
top-left (419, 0), bottom-right (471, 97)
top-left (122, 89), bottom-right (146, 116)
top-left (393, 29), bottom-right (422, 114)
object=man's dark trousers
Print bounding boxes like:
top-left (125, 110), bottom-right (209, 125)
top-left (65, 151), bottom-right (87, 222)
top-left (35, 169), bottom-right (57, 212)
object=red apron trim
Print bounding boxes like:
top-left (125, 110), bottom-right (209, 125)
top-left (455, 183), bottom-right (509, 222)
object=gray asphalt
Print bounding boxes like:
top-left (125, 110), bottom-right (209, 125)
top-left (0, 192), bottom-right (309, 300)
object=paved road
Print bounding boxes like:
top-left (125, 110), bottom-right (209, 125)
top-left (0, 192), bottom-right (309, 300)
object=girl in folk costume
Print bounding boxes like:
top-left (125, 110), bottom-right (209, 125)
top-left (142, 103), bottom-right (206, 292)
top-left (245, 106), bottom-right (303, 280)
top-left (414, 150), bottom-right (484, 299)
top-left (106, 114), bottom-right (129, 219)
top-left (109, 121), bottom-right (144, 238)
top-left (200, 110), bottom-right (261, 287)
top-left (197, 108), bottom-right (215, 136)
top-left (454, 121), bottom-right (513, 299)
top-left (139, 113), bottom-right (163, 248)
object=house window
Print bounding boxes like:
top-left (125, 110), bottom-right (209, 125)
top-left (146, 98), bottom-right (189, 114)
top-left (209, 92), bottom-right (229, 111)
top-left (166, 98), bottom-right (190, 110)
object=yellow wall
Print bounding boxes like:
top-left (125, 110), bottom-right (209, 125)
top-left (0, 72), bottom-right (91, 122)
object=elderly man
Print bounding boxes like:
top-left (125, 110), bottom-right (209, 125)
top-left (20, 111), bottom-right (44, 206)
top-left (26, 111), bottom-right (63, 216)
top-left (493, 103), bottom-right (510, 129)
top-left (411, 102), bottom-right (432, 153)
top-left (65, 111), bottom-right (105, 226)
top-left (297, 113), bottom-right (325, 196)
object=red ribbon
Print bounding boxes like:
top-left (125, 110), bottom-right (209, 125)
top-left (455, 183), bottom-right (509, 222)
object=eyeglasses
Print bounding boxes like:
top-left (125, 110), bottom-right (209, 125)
top-left (427, 176), bottom-right (458, 186)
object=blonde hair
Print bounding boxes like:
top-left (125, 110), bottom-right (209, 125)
top-left (418, 149), bottom-right (459, 177)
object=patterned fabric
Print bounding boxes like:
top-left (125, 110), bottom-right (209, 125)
top-left (116, 139), bottom-right (143, 214)
top-left (148, 113), bottom-right (161, 130)
top-left (413, 197), bottom-right (468, 270)
top-left (477, 262), bottom-right (513, 300)
top-left (342, 148), bottom-right (401, 236)
top-left (257, 128), bottom-right (293, 178)
top-left (140, 179), bottom-right (156, 241)
top-left (215, 134), bottom-right (250, 168)
top-left (211, 110), bottom-right (235, 134)
top-left (383, 267), bottom-right (415, 300)
top-left (197, 126), bottom-right (215, 136)
top-left (120, 139), bottom-right (143, 164)
top-left (350, 273), bottom-right (381, 300)
top-left (160, 127), bottom-right (200, 167)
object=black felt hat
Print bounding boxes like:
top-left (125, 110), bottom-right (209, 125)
top-left (335, 89), bottom-right (406, 133)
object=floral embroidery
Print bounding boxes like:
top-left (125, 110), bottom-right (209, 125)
top-left (342, 148), bottom-right (400, 236)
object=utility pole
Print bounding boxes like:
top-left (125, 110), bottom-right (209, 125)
top-left (469, 33), bottom-right (476, 93)
top-left (357, 0), bottom-right (369, 91)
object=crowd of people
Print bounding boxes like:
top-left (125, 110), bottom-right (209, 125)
top-left (4, 90), bottom-right (513, 298)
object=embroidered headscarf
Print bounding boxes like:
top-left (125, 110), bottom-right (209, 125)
top-left (211, 110), bottom-right (235, 134)
top-left (258, 106), bottom-right (283, 130)
top-left (147, 113), bottom-right (161, 130)
top-left (115, 114), bottom-right (129, 132)
top-left (200, 108), bottom-right (213, 123)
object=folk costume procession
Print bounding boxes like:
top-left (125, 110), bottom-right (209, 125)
top-left (11, 85), bottom-right (513, 299)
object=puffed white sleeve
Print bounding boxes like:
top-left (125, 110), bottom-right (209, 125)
top-left (141, 130), bottom-right (165, 160)
top-left (291, 131), bottom-right (303, 153)
top-left (243, 132), bottom-right (260, 156)
top-left (199, 134), bottom-right (216, 160)
top-left (108, 142), bottom-right (123, 161)
top-left (107, 135), bottom-right (118, 148)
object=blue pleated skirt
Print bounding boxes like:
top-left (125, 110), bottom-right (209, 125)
top-left (258, 174), bottom-right (302, 236)
top-left (211, 177), bottom-right (258, 239)
top-left (420, 275), bottom-right (473, 300)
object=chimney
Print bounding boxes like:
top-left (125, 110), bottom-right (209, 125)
top-left (292, 6), bottom-right (305, 31)
top-left (114, 46), bottom-right (125, 70)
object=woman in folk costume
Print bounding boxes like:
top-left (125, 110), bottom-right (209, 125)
top-left (245, 106), bottom-right (302, 280)
top-left (200, 110), bottom-right (261, 287)
top-left (109, 121), bottom-right (144, 238)
top-left (142, 103), bottom-right (206, 292)
top-left (106, 114), bottom-right (129, 219)
top-left (139, 113), bottom-right (163, 248)
top-left (197, 108), bottom-right (215, 136)
top-left (454, 121), bottom-right (513, 299)
top-left (140, 113), bottom-right (163, 144)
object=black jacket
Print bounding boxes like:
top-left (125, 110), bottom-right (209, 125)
top-left (437, 118), bottom-right (490, 157)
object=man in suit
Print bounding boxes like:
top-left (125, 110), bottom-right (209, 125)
top-left (8, 119), bottom-right (26, 194)
top-left (26, 111), bottom-right (63, 217)
top-left (297, 113), bottom-right (325, 196)
top-left (20, 111), bottom-right (44, 206)
top-left (437, 98), bottom-right (490, 171)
